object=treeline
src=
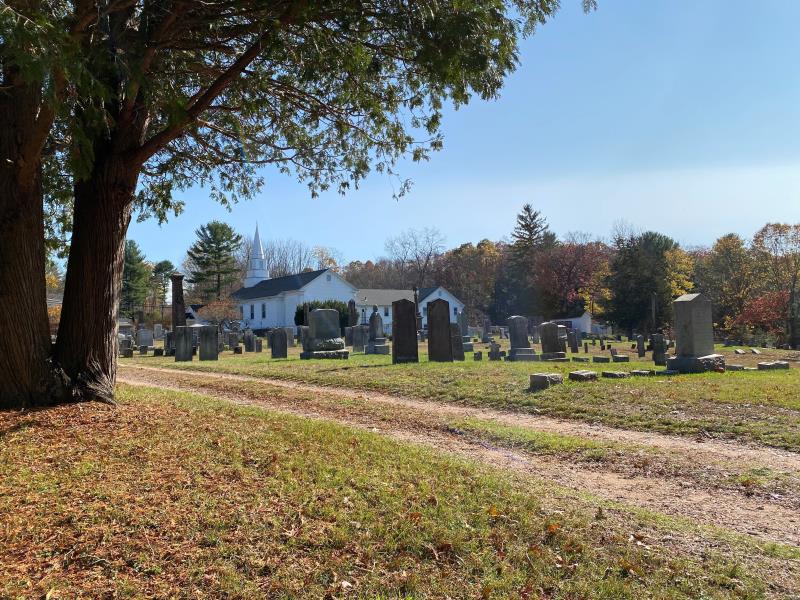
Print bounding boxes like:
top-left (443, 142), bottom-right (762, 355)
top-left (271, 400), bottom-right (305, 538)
top-left (342, 208), bottom-right (800, 345)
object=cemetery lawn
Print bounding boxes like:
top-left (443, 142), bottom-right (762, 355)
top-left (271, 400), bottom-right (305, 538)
top-left (126, 345), bottom-right (800, 451)
top-left (2, 385), bottom-right (797, 599)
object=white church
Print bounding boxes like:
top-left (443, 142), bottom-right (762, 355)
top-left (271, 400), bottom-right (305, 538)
top-left (232, 226), bottom-right (465, 332)
top-left (232, 225), bottom-right (358, 330)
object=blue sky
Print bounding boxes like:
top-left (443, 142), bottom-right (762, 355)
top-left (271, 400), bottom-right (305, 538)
top-left (129, 0), bottom-right (800, 267)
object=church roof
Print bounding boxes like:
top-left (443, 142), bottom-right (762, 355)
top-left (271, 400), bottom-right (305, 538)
top-left (356, 289), bottom-right (414, 306)
top-left (417, 287), bottom-right (438, 302)
top-left (232, 269), bottom-right (329, 300)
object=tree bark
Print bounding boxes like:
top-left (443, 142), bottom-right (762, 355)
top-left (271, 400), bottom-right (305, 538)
top-left (55, 159), bottom-right (137, 402)
top-left (0, 83), bottom-right (68, 409)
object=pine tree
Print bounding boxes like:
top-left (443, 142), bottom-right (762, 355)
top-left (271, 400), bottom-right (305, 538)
top-left (186, 222), bottom-right (243, 302)
top-left (121, 241), bottom-right (152, 317)
top-left (150, 260), bottom-right (176, 306)
top-left (511, 204), bottom-right (557, 257)
top-left (508, 204), bottom-right (557, 316)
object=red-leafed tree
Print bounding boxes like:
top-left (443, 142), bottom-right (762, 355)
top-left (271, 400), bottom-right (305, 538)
top-left (733, 291), bottom-right (789, 339)
top-left (534, 234), bottom-right (612, 318)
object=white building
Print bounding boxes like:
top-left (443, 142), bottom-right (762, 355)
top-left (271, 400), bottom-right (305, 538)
top-left (552, 311), bottom-right (612, 336)
top-left (232, 227), bottom-right (357, 330)
top-left (355, 286), bottom-right (465, 332)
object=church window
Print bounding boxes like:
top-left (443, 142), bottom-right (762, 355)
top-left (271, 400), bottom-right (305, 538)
top-left (453, 307), bottom-right (458, 317)
top-left (423, 306), bottom-right (428, 317)
top-left (326, 274), bottom-right (332, 281)
top-left (261, 303), bottom-right (266, 318)
top-left (384, 306), bottom-right (389, 317)
top-left (250, 304), bottom-right (254, 319)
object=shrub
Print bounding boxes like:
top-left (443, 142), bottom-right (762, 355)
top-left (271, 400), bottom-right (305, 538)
top-left (295, 300), bottom-right (349, 331)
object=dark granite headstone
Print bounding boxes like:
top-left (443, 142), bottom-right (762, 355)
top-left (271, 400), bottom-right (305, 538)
top-left (348, 299), bottom-right (358, 326)
top-left (170, 273), bottom-right (186, 328)
top-left (270, 328), bottom-right (288, 359)
top-left (199, 325), bottom-right (219, 361)
top-left (507, 316), bottom-right (529, 352)
top-left (451, 323), bottom-right (465, 361)
top-left (540, 322), bottom-right (560, 354)
top-left (427, 298), bottom-right (453, 362)
top-left (392, 299), bottom-right (418, 364)
top-left (175, 326), bottom-right (193, 362)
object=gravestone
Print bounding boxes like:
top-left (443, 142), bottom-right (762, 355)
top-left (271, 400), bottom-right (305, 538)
top-left (137, 328), bottom-right (154, 348)
top-left (473, 351), bottom-right (483, 361)
top-left (507, 316), bottom-right (528, 350)
top-left (451, 323), bottom-right (465, 361)
top-left (164, 331), bottom-right (174, 356)
top-left (457, 310), bottom-right (469, 337)
top-left (540, 322), bottom-right (560, 354)
top-left (507, 315), bottom-right (536, 360)
top-left (348, 299), bottom-right (359, 327)
top-left (651, 334), bottom-right (666, 366)
top-left (488, 343), bottom-right (502, 361)
top-left (367, 306), bottom-right (390, 355)
top-left (673, 293), bottom-right (715, 357)
top-left (174, 326), bottom-right (193, 362)
top-left (667, 293), bottom-right (723, 373)
top-left (301, 309), bottom-right (348, 359)
top-left (392, 299), bottom-right (418, 364)
top-left (139, 344), bottom-right (148, 355)
top-left (636, 334), bottom-right (645, 358)
top-left (584, 342), bottom-right (589, 353)
top-left (345, 326), bottom-right (353, 346)
top-left (154, 324), bottom-right (164, 339)
top-left (284, 328), bottom-right (295, 347)
top-left (567, 330), bottom-right (578, 354)
top-left (482, 318), bottom-right (492, 343)
top-left (529, 373), bottom-right (563, 391)
top-left (352, 325), bottom-right (369, 353)
top-left (199, 326), bottom-right (219, 361)
top-left (427, 298), bottom-right (453, 362)
top-left (569, 370), bottom-right (598, 382)
top-left (557, 325), bottom-right (568, 353)
top-left (270, 328), bottom-right (288, 359)
top-left (170, 272), bottom-right (186, 328)
top-left (153, 348), bottom-right (164, 357)
top-left (243, 329), bottom-right (255, 352)
top-left (255, 338), bottom-right (263, 352)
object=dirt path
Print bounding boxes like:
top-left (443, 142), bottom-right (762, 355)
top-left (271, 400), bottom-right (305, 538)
top-left (119, 364), bottom-right (800, 547)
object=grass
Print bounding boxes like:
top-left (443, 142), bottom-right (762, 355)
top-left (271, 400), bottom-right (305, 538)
top-left (125, 343), bottom-right (800, 451)
top-left (1, 386), bottom-right (796, 598)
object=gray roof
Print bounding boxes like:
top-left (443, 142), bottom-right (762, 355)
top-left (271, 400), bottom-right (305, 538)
top-left (232, 269), bottom-right (328, 301)
top-left (417, 287), bottom-right (438, 302)
top-left (356, 289), bottom-right (414, 306)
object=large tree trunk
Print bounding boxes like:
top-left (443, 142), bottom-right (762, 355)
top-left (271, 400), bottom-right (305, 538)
top-left (55, 160), bottom-right (137, 402)
top-left (0, 81), bottom-right (68, 409)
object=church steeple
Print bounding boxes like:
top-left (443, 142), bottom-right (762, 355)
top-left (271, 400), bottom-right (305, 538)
top-left (252, 223), bottom-right (265, 261)
top-left (244, 224), bottom-right (268, 287)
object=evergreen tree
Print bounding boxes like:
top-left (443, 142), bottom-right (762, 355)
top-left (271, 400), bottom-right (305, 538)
top-left (508, 204), bottom-right (557, 316)
top-left (186, 222), bottom-right (243, 302)
top-left (511, 204), bottom-right (557, 255)
top-left (150, 260), bottom-right (176, 306)
top-left (121, 241), bottom-right (151, 317)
